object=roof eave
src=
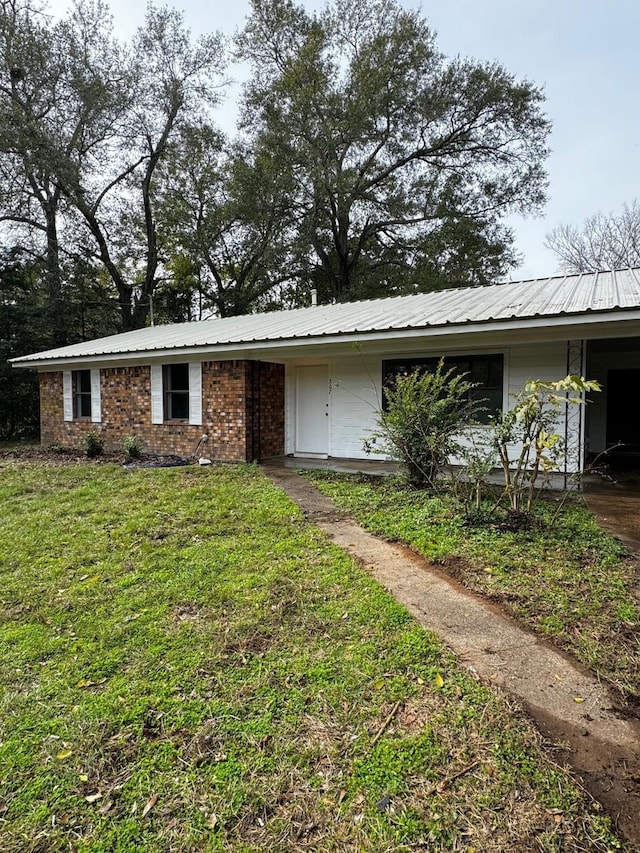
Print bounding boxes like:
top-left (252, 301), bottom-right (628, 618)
top-left (12, 307), bottom-right (640, 369)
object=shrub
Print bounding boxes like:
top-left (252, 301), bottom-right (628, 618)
top-left (372, 360), bottom-right (480, 488)
top-left (490, 375), bottom-right (600, 512)
top-left (122, 435), bottom-right (142, 458)
top-left (81, 430), bottom-right (104, 458)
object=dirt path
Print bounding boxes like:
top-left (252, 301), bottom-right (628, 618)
top-left (264, 464), bottom-right (640, 848)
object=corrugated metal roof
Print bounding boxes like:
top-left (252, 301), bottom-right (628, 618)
top-left (12, 268), bottom-right (640, 365)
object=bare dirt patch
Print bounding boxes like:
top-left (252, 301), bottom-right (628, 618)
top-left (0, 445), bottom-right (192, 468)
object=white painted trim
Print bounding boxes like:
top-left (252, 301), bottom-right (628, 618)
top-left (90, 369), bottom-right (101, 423)
top-left (63, 371), bottom-right (73, 421)
top-left (188, 362), bottom-right (202, 425)
top-left (150, 364), bottom-right (163, 424)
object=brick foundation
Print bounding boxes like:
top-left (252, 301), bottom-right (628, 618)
top-left (39, 360), bottom-right (285, 461)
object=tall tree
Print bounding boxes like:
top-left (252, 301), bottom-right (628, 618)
top-left (0, 0), bottom-right (226, 331)
top-left (0, 0), bottom-right (124, 343)
top-left (236, 0), bottom-right (550, 303)
top-left (157, 123), bottom-right (295, 318)
top-left (545, 200), bottom-right (640, 273)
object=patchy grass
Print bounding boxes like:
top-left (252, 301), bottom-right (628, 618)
top-left (305, 472), bottom-right (640, 700)
top-left (0, 462), bottom-right (628, 851)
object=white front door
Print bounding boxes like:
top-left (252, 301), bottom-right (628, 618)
top-left (295, 365), bottom-right (329, 456)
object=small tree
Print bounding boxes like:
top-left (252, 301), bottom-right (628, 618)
top-left (492, 375), bottom-right (600, 513)
top-left (372, 361), bottom-right (479, 488)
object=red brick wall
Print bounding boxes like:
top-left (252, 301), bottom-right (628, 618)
top-left (39, 360), bottom-right (285, 461)
top-left (257, 362), bottom-right (285, 459)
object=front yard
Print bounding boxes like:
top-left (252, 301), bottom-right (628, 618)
top-left (306, 472), bottom-right (640, 700)
top-left (0, 462), bottom-right (629, 851)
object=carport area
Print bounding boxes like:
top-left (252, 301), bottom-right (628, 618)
top-left (583, 469), bottom-right (640, 564)
top-left (586, 336), bottom-right (640, 468)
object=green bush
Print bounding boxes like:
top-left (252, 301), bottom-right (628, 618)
top-left (121, 435), bottom-right (142, 458)
top-left (373, 360), bottom-right (479, 488)
top-left (80, 430), bottom-right (104, 458)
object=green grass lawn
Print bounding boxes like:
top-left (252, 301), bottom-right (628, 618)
top-left (0, 462), bottom-right (627, 851)
top-left (305, 472), bottom-right (640, 700)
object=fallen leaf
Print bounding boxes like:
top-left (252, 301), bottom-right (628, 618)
top-left (207, 813), bottom-right (218, 828)
top-left (78, 773), bottom-right (89, 782)
top-left (98, 801), bottom-right (113, 815)
top-left (433, 673), bottom-right (444, 689)
top-left (56, 749), bottom-right (73, 761)
top-left (142, 795), bottom-right (158, 819)
top-left (573, 696), bottom-right (585, 703)
top-left (85, 793), bottom-right (102, 804)
top-left (76, 678), bottom-right (107, 689)
top-left (374, 679), bottom-right (385, 690)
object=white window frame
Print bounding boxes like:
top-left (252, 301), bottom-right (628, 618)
top-left (150, 362), bottom-right (202, 426)
top-left (63, 369), bottom-right (101, 423)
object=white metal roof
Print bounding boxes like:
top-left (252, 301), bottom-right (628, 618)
top-left (12, 268), bottom-right (640, 367)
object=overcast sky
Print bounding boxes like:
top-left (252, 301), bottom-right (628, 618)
top-left (46, 0), bottom-right (640, 280)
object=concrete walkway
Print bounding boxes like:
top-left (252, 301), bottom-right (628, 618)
top-left (263, 463), bottom-right (640, 847)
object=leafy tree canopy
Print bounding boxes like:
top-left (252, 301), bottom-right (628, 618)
top-left (236, 0), bottom-right (550, 303)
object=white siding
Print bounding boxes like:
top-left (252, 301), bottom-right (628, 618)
top-left (285, 342), bottom-right (580, 471)
top-left (501, 341), bottom-right (575, 473)
top-left (90, 369), bottom-right (101, 423)
top-left (329, 356), bottom-right (382, 459)
top-left (285, 356), bottom-right (382, 458)
top-left (508, 341), bottom-right (567, 399)
top-left (188, 362), bottom-right (202, 426)
top-left (63, 370), bottom-right (73, 422)
top-left (150, 364), bottom-right (163, 424)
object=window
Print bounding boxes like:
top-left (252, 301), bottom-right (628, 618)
top-left (63, 368), bottom-right (101, 423)
top-left (73, 369), bottom-right (92, 419)
top-left (163, 363), bottom-right (190, 420)
top-left (150, 362), bottom-right (202, 426)
top-left (382, 354), bottom-right (504, 424)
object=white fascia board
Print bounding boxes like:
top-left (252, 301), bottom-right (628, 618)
top-left (11, 309), bottom-right (640, 369)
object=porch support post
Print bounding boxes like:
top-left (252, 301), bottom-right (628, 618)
top-left (564, 339), bottom-right (586, 488)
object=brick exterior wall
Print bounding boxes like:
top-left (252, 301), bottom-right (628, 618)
top-left (39, 360), bottom-right (285, 461)
top-left (256, 361), bottom-right (285, 459)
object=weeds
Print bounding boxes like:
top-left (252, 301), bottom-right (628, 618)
top-left (307, 471), bottom-right (639, 699)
